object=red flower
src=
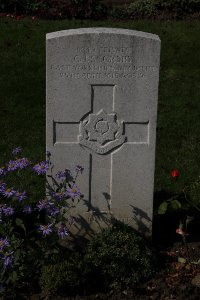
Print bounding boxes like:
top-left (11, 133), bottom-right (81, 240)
top-left (171, 169), bottom-right (180, 179)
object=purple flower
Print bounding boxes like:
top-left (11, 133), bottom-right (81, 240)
top-left (17, 157), bottom-right (31, 169)
top-left (55, 171), bottom-right (64, 179)
top-left (3, 206), bottom-right (14, 216)
top-left (47, 205), bottom-right (60, 217)
top-left (36, 199), bottom-right (52, 211)
top-left (0, 167), bottom-right (6, 176)
top-left (12, 146), bottom-right (22, 156)
top-left (2, 187), bottom-right (16, 198)
top-left (23, 205), bottom-right (32, 214)
top-left (33, 161), bottom-right (49, 175)
top-left (14, 191), bottom-right (27, 202)
top-left (75, 165), bottom-right (84, 174)
top-left (7, 158), bottom-right (30, 171)
top-left (56, 170), bottom-right (67, 179)
top-left (56, 169), bottom-right (72, 180)
top-left (7, 160), bottom-right (19, 171)
top-left (0, 237), bottom-right (10, 251)
top-left (2, 253), bottom-right (14, 268)
top-left (53, 191), bottom-right (66, 201)
top-left (39, 224), bottom-right (53, 236)
top-left (67, 185), bottom-right (81, 199)
top-left (57, 224), bottom-right (68, 239)
top-left (37, 200), bottom-right (59, 216)
top-left (0, 183), bottom-right (6, 193)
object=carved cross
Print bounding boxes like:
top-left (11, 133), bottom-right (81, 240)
top-left (53, 85), bottom-right (149, 212)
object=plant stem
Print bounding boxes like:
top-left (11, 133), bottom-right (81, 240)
top-left (183, 235), bottom-right (191, 263)
top-left (182, 189), bottom-right (200, 213)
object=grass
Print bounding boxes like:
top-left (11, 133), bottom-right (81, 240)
top-left (0, 17), bottom-right (200, 209)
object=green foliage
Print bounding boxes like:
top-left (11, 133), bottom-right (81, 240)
top-left (107, 6), bottom-right (129, 19)
top-left (0, 0), bottom-right (200, 18)
top-left (0, 0), bottom-right (47, 14)
top-left (158, 200), bottom-right (168, 214)
top-left (156, 0), bottom-right (200, 14)
top-left (39, 252), bottom-right (82, 294)
top-left (39, 223), bottom-right (156, 294)
top-left (158, 199), bottom-right (182, 214)
top-left (0, 0), bottom-right (107, 18)
top-left (0, 149), bottom-right (83, 296)
top-left (127, 0), bottom-right (200, 18)
top-left (157, 175), bottom-right (200, 216)
top-left (128, 0), bottom-right (158, 17)
top-left (69, 0), bottom-right (107, 18)
top-left (84, 223), bottom-right (155, 289)
top-left (186, 176), bottom-right (200, 206)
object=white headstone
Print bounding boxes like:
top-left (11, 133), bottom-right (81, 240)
top-left (46, 28), bottom-right (160, 237)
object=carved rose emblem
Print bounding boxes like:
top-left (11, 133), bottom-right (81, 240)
top-left (79, 109), bottom-right (126, 154)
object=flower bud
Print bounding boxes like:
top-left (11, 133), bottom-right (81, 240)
top-left (171, 169), bottom-right (180, 179)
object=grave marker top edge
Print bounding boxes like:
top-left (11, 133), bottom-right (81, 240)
top-left (46, 27), bottom-right (160, 42)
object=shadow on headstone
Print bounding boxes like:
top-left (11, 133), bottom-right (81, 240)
top-left (130, 205), bottom-right (152, 237)
top-left (66, 197), bottom-right (113, 247)
top-left (65, 199), bottom-right (154, 248)
top-left (46, 160), bottom-right (154, 248)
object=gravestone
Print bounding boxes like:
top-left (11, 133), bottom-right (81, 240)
top-left (46, 28), bottom-right (160, 237)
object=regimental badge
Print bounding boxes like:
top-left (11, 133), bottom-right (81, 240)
top-left (79, 109), bottom-right (126, 154)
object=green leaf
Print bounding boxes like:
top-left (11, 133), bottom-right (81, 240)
top-left (9, 226), bottom-right (14, 234)
top-left (158, 201), bottom-right (168, 214)
top-left (178, 257), bottom-right (186, 264)
top-left (11, 271), bottom-right (17, 282)
top-left (191, 259), bottom-right (200, 265)
top-left (14, 249), bottom-right (21, 261)
top-left (15, 218), bottom-right (26, 233)
top-left (170, 199), bottom-right (182, 210)
top-left (179, 222), bottom-right (184, 230)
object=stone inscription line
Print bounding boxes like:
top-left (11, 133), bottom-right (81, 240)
top-left (76, 46), bottom-right (132, 54)
top-left (59, 72), bottom-right (146, 80)
top-left (51, 63), bottom-right (157, 80)
top-left (87, 214), bottom-right (134, 223)
top-left (74, 54), bottom-right (133, 64)
top-left (51, 64), bottom-right (157, 72)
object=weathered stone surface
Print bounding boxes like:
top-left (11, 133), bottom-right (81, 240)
top-left (46, 28), bottom-right (160, 237)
